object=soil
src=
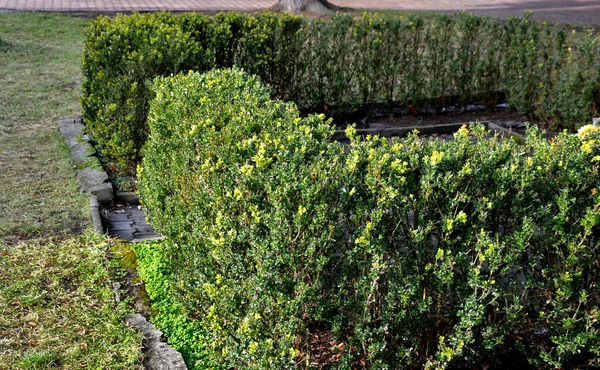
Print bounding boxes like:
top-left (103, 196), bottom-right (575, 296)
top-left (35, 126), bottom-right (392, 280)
top-left (368, 108), bottom-right (535, 129)
top-left (109, 242), bottom-right (152, 318)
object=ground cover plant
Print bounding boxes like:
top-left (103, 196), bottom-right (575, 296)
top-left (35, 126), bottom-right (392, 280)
top-left (83, 11), bottom-right (600, 175)
top-left (0, 12), bottom-right (142, 368)
top-left (133, 240), bottom-right (220, 370)
top-left (137, 68), bottom-right (599, 369)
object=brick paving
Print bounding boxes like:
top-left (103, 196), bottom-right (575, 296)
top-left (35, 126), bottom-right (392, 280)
top-left (0, 0), bottom-right (599, 26)
top-left (0, 0), bottom-right (274, 12)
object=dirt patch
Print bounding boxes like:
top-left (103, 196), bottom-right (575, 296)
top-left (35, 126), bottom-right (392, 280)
top-left (369, 108), bottom-right (534, 128)
top-left (109, 241), bottom-right (151, 318)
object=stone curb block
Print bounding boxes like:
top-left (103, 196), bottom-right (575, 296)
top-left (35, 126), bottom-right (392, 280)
top-left (76, 167), bottom-right (114, 204)
top-left (125, 314), bottom-right (188, 370)
top-left (57, 117), bottom-right (96, 166)
top-left (89, 195), bottom-right (105, 234)
top-left (58, 117), bottom-right (114, 204)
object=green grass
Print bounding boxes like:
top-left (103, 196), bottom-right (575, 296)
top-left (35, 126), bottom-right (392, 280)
top-left (0, 12), bottom-right (143, 369)
top-left (0, 13), bottom-right (90, 240)
top-left (0, 233), bottom-right (143, 369)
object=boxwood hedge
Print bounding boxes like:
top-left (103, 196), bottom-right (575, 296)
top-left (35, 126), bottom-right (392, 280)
top-left (83, 11), bottom-right (600, 174)
top-left (137, 69), bottom-right (600, 369)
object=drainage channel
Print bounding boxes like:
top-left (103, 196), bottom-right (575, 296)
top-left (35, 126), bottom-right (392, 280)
top-left (57, 117), bottom-right (184, 370)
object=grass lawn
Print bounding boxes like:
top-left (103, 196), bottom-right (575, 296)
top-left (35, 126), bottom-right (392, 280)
top-left (0, 12), bottom-right (142, 369)
top-left (0, 13), bottom-right (88, 239)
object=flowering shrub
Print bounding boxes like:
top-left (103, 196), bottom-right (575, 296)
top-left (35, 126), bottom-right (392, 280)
top-left (138, 69), bottom-right (600, 369)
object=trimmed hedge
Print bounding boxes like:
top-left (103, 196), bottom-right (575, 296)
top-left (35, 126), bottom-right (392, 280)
top-left (82, 12), bottom-right (208, 172)
top-left (138, 69), bottom-right (600, 369)
top-left (83, 11), bottom-right (600, 174)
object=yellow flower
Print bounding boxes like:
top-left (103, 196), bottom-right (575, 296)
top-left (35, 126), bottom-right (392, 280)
top-left (460, 162), bottom-right (472, 175)
top-left (345, 126), bottom-right (357, 140)
top-left (391, 159), bottom-right (408, 174)
top-left (582, 140), bottom-right (595, 154)
top-left (249, 342), bottom-right (259, 354)
top-left (454, 125), bottom-right (469, 139)
top-left (297, 205), bottom-right (307, 216)
top-left (253, 143), bottom-right (272, 168)
top-left (240, 164), bottom-right (253, 176)
top-left (429, 150), bottom-right (444, 166)
top-left (233, 188), bottom-right (243, 200)
top-left (456, 211), bottom-right (467, 224)
top-left (577, 124), bottom-right (599, 139)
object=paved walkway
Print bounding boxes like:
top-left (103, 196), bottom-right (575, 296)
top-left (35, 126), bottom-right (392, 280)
top-left (1, 0), bottom-right (599, 26)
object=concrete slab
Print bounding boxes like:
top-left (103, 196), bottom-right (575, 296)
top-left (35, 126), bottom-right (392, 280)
top-left (109, 221), bottom-right (134, 231)
top-left (103, 205), bottom-right (162, 242)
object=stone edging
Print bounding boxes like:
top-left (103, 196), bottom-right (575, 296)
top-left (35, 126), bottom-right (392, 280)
top-left (57, 117), bottom-right (113, 204)
top-left (57, 117), bottom-right (188, 370)
top-left (125, 314), bottom-right (187, 370)
top-left (89, 195), bottom-right (104, 235)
